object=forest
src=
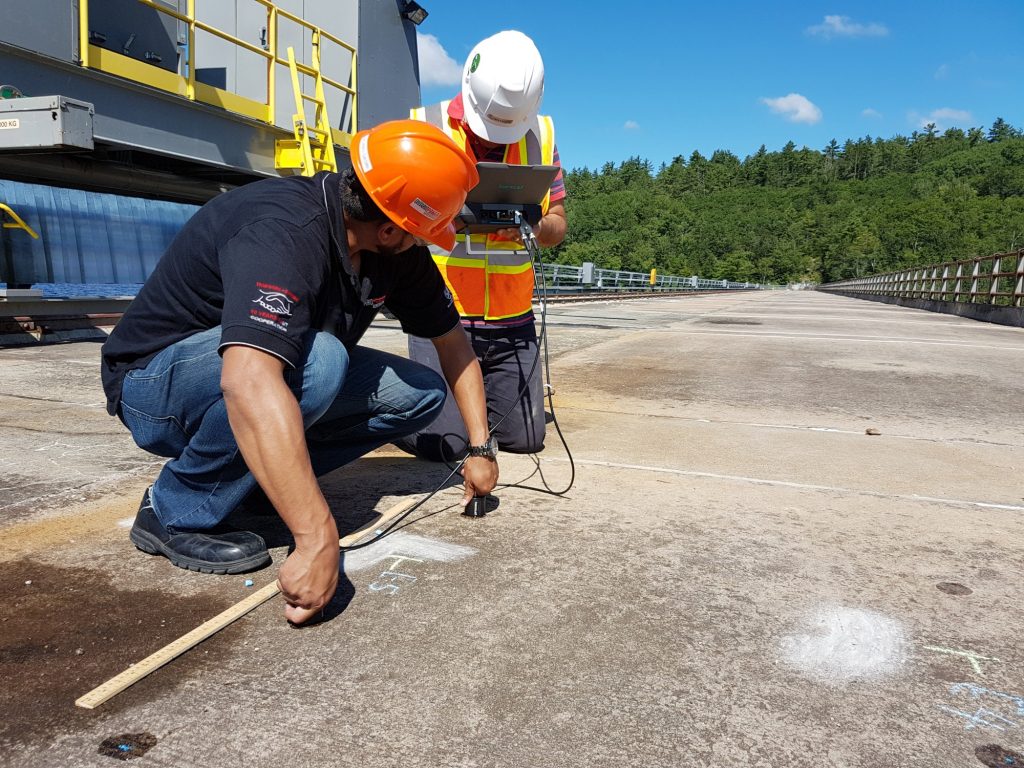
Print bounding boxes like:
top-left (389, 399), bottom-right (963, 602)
top-left (552, 118), bottom-right (1024, 285)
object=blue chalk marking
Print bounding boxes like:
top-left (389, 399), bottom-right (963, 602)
top-left (118, 744), bottom-right (130, 752)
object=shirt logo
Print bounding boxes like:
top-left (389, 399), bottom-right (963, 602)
top-left (252, 289), bottom-right (294, 317)
top-left (249, 283), bottom-right (298, 332)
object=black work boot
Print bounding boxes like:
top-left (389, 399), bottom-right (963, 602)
top-left (129, 487), bottom-right (271, 574)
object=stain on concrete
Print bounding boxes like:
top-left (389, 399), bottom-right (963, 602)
top-left (97, 732), bottom-right (158, 760)
top-left (937, 581), bottom-right (973, 595)
top-left (976, 744), bottom-right (1024, 767)
top-left (0, 559), bottom-right (234, 748)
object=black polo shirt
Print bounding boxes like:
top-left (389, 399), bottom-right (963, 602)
top-left (101, 171), bottom-right (459, 415)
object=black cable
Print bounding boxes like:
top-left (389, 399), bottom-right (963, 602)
top-left (340, 456), bottom-right (467, 551)
top-left (340, 215), bottom-right (575, 551)
top-left (499, 226), bottom-right (575, 496)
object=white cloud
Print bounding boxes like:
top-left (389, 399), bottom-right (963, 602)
top-left (624, 120), bottom-right (640, 131)
top-left (807, 15), bottom-right (889, 39)
top-left (416, 32), bottom-right (462, 87)
top-left (862, 108), bottom-right (883, 119)
top-left (912, 107), bottom-right (974, 129)
top-left (760, 94), bottom-right (823, 125)
top-left (934, 63), bottom-right (950, 80)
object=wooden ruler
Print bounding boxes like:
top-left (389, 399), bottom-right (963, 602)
top-left (75, 495), bottom-right (422, 709)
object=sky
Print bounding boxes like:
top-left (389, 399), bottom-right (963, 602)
top-left (412, 1), bottom-right (1024, 172)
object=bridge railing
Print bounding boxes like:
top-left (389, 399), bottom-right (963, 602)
top-left (536, 263), bottom-right (757, 292)
top-left (819, 250), bottom-right (1024, 308)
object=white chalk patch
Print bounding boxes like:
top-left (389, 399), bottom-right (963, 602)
top-left (780, 606), bottom-right (908, 685)
top-left (116, 518), bottom-right (134, 528)
top-left (343, 532), bottom-right (476, 573)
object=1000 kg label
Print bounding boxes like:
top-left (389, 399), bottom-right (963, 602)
top-left (0, 119), bottom-right (20, 130)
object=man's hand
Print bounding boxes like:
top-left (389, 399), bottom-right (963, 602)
top-left (277, 514), bottom-right (340, 625)
top-left (493, 201), bottom-right (566, 248)
top-left (461, 455), bottom-right (499, 505)
top-left (494, 226), bottom-right (526, 245)
top-left (221, 345), bottom-right (342, 625)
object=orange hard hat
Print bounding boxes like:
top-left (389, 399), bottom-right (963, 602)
top-left (350, 119), bottom-right (479, 251)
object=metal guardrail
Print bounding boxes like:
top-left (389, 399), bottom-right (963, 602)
top-left (78, 0), bottom-right (357, 144)
top-left (536, 263), bottom-right (759, 292)
top-left (820, 250), bottom-right (1024, 308)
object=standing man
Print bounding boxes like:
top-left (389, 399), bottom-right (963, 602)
top-left (101, 120), bottom-right (497, 624)
top-left (399, 30), bottom-right (567, 463)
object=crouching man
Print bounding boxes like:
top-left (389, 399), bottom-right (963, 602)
top-left (100, 121), bottom-right (497, 624)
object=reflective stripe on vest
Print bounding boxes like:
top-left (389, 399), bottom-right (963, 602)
top-left (410, 100), bottom-right (556, 320)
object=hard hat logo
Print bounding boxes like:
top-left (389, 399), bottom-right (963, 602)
top-left (410, 197), bottom-right (440, 221)
top-left (470, 53), bottom-right (481, 73)
top-left (356, 134), bottom-right (373, 172)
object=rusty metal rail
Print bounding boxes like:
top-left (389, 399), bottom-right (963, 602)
top-left (820, 249), bottom-right (1024, 308)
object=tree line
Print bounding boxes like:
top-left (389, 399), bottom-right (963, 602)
top-left (552, 118), bottom-right (1024, 284)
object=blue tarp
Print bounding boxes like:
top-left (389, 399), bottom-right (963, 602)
top-left (0, 179), bottom-right (198, 286)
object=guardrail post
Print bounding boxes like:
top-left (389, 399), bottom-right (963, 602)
top-left (1015, 251), bottom-right (1024, 308)
top-left (989, 256), bottom-right (1001, 305)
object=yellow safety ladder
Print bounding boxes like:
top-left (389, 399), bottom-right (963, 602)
top-left (0, 203), bottom-right (40, 239)
top-left (275, 38), bottom-right (338, 176)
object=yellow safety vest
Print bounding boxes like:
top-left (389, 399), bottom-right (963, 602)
top-left (410, 100), bottom-right (556, 321)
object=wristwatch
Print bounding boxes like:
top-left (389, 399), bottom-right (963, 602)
top-left (466, 436), bottom-right (498, 459)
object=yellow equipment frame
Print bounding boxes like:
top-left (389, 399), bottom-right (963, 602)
top-left (76, 0), bottom-right (357, 149)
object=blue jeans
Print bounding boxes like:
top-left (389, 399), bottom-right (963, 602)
top-left (118, 326), bottom-right (445, 530)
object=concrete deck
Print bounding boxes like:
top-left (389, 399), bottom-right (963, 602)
top-left (2, 291), bottom-right (1023, 767)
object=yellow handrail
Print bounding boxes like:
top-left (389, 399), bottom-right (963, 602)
top-left (79, 0), bottom-right (89, 67)
top-left (0, 204), bottom-right (40, 239)
top-left (79, 0), bottom-right (357, 139)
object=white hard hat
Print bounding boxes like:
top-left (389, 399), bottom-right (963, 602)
top-left (461, 30), bottom-right (545, 145)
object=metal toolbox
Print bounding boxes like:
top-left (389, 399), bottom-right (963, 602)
top-left (0, 95), bottom-right (95, 150)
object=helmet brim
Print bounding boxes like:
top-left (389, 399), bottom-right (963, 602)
top-left (427, 223), bottom-right (457, 252)
top-left (463, 103), bottom-right (532, 145)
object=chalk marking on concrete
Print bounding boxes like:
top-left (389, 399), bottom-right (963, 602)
top-left (923, 645), bottom-right (1002, 676)
top-left (545, 457), bottom-right (1024, 513)
top-left (343, 531), bottom-right (477, 573)
top-left (937, 705), bottom-right (1014, 731)
top-left (939, 684), bottom-right (1024, 731)
top-left (780, 606), bottom-right (908, 684)
top-left (551, 404), bottom-right (1024, 449)
top-left (635, 329), bottom-right (1024, 352)
top-left (949, 683), bottom-right (1024, 714)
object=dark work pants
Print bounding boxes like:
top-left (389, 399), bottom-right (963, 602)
top-left (395, 323), bottom-right (546, 462)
